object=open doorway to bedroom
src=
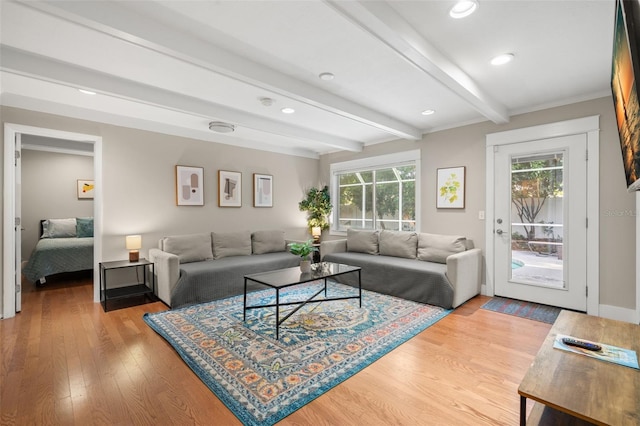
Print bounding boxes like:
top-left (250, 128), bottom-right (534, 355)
top-left (20, 135), bottom-right (95, 299)
top-left (3, 123), bottom-right (102, 319)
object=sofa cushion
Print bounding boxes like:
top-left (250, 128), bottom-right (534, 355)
top-left (163, 233), bottom-right (213, 263)
top-left (212, 231), bottom-right (252, 259)
top-left (347, 228), bottom-right (379, 255)
top-left (379, 230), bottom-right (417, 259)
top-left (418, 233), bottom-right (467, 264)
top-left (252, 230), bottom-right (286, 254)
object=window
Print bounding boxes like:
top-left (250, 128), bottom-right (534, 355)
top-left (330, 151), bottom-right (420, 233)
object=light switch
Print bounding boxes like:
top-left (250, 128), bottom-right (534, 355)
top-left (478, 210), bottom-right (485, 220)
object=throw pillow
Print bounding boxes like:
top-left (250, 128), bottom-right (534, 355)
top-left (346, 228), bottom-right (379, 254)
top-left (212, 231), bottom-right (252, 259)
top-left (252, 230), bottom-right (286, 254)
top-left (163, 233), bottom-right (213, 263)
top-left (42, 218), bottom-right (77, 238)
top-left (417, 233), bottom-right (467, 264)
top-left (378, 230), bottom-right (417, 259)
top-left (76, 217), bottom-right (94, 238)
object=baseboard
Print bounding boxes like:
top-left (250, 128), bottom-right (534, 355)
top-left (598, 304), bottom-right (639, 324)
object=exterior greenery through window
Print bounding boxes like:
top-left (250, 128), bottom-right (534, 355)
top-left (336, 165), bottom-right (416, 231)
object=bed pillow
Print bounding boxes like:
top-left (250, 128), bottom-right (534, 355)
top-left (252, 230), bottom-right (286, 254)
top-left (42, 218), bottom-right (77, 238)
top-left (212, 231), bottom-right (252, 259)
top-left (379, 230), bottom-right (417, 259)
top-left (162, 233), bottom-right (213, 263)
top-left (417, 233), bottom-right (467, 264)
top-left (346, 228), bottom-right (379, 255)
top-left (76, 217), bottom-right (94, 238)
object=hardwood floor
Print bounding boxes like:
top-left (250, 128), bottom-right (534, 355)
top-left (1, 274), bottom-right (551, 425)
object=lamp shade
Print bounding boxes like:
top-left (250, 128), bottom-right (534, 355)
top-left (311, 227), bottom-right (322, 237)
top-left (125, 235), bottom-right (142, 250)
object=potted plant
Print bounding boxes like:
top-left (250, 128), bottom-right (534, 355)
top-left (288, 240), bottom-right (319, 273)
top-left (299, 185), bottom-right (332, 241)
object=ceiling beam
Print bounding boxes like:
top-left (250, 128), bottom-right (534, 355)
top-left (325, 0), bottom-right (510, 124)
top-left (19, 0), bottom-right (422, 141)
top-left (1, 46), bottom-right (363, 153)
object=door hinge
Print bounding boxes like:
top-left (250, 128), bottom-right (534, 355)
top-left (15, 217), bottom-right (20, 227)
top-left (585, 149), bottom-right (589, 161)
top-left (15, 283), bottom-right (21, 292)
top-left (586, 286), bottom-right (588, 297)
top-left (586, 217), bottom-right (588, 228)
top-left (14, 150), bottom-right (20, 166)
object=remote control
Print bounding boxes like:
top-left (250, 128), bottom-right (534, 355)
top-left (561, 337), bottom-right (602, 352)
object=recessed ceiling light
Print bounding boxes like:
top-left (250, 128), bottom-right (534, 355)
top-left (78, 89), bottom-right (96, 95)
top-left (491, 53), bottom-right (515, 66)
top-left (421, 109), bottom-right (436, 116)
top-left (450, 0), bottom-right (478, 19)
top-left (281, 107), bottom-right (295, 114)
top-left (208, 121), bottom-right (235, 133)
top-left (319, 72), bottom-right (335, 81)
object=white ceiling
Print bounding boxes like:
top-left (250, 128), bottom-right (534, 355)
top-left (0, 0), bottom-right (614, 159)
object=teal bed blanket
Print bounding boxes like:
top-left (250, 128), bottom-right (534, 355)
top-left (22, 237), bottom-right (94, 283)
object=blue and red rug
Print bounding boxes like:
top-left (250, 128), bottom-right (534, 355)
top-left (143, 281), bottom-right (450, 426)
top-left (481, 296), bottom-right (561, 324)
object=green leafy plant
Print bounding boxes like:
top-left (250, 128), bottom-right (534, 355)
top-left (288, 240), bottom-right (318, 260)
top-left (299, 186), bottom-right (332, 232)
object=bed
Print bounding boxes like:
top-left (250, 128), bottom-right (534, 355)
top-left (22, 217), bottom-right (94, 285)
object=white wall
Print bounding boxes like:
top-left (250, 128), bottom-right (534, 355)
top-left (21, 149), bottom-right (94, 260)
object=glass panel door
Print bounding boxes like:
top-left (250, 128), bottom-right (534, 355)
top-left (510, 152), bottom-right (564, 288)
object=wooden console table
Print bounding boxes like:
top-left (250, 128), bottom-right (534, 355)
top-left (518, 310), bottom-right (640, 425)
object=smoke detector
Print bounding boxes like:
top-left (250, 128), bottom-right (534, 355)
top-left (208, 121), bottom-right (235, 133)
top-left (259, 97), bottom-right (274, 107)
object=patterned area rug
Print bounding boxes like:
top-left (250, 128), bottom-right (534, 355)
top-left (481, 296), bottom-right (561, 324)
top-left (143, 281), bottom-right (450, 426)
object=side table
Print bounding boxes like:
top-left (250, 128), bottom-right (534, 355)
top-left (100, 258), bottom-right (155, 312)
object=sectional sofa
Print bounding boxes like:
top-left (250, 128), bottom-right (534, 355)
top-left (149, 230), bottom-right (300, 308)
top-left (321, 229), bottom-right (482, 309)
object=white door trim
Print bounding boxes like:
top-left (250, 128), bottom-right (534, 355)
top-left (2, 123), bottom-right (103, 319)
top-left (484, 115), bottom-right (600, 316)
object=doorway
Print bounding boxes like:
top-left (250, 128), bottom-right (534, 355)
top-left (485, 116), bottom-right (600, 315)
top-left (3, 124), bottom-right (103, 319)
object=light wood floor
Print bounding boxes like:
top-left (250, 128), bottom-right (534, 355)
top-left (1, 273), bottom-right (551, 425)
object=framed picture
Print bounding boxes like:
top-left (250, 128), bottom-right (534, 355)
top-left (253, 174), bottom-right (273, 207)
top-left (77, 179), bottom-right (94, 199)
top-left (218, 170), bottom-right (242, 207)
top-left (437, 166), bottom-right (465, 209)
top-left (175, 165), bottom-right (204, 206)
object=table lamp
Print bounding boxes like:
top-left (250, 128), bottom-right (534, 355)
top-left (311, 226), bottom-right (322, 243)
top-left (126, 235), bottom-right (142, 262)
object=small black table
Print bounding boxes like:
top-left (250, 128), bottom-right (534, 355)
top-left (243, 262), bottom-right (361, 340)
top-left (99, 258), bottom-right (155, 312)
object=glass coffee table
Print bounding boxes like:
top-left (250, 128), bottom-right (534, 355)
top-left (243, 262), bottom-right (362, 340)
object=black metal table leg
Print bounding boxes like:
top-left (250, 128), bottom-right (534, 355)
top-left (243, 278), bottom-right (248, 321)
top-left (520, 395), bottom-right (526, 426)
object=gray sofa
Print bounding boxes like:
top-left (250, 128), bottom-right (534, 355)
top-left (321, 229), bottom-right (482, 309)
top-left (149, 230), bottom-right (300, 308)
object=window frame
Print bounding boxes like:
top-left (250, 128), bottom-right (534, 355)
top-left (329, 150), bottom-right (421, 236)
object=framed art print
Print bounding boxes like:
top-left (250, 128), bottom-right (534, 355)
top-left (219, 170), bottom-right (242, 207)
top-left (176, 165), bottom-right (204, 206)
top-left (253, 174), bottom-right (273, 207)
top-left (437, 166), bottom-right (465, 209)
top-left (77, 180), bottom-right (94, 199)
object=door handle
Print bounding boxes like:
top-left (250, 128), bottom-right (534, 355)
top-left (496, 229), bottom-right (504, 235)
